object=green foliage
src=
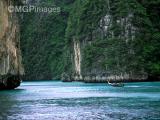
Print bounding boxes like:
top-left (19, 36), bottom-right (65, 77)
top-left (66, 0), bottom-right (160, 77)
top-left (65, 0), bottom-right (107, 42)
top-left (21, 0), bottom-right (160, 80)
top-left (21, 0), bottom-right (75, 80)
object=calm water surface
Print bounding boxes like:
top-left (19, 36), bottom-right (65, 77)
top-left (0, 81), bottom-right (160, 120)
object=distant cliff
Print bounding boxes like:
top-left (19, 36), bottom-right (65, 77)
top-left (20, 0), bottom-right (159, 81)
top-left (63, 0), bottom-right (160, 82)
top-left (0, 0), bottom-right (24, 89)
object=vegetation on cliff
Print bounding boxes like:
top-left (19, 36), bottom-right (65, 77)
top-left (65, 0), bottom-right (160, 79)
top-left (20, 0), bottom-right (75, 80)
top-left (20, 0), bottom-right (160, 80)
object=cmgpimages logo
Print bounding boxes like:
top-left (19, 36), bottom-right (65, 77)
top-left (8, 5), bottom-right (61, 13)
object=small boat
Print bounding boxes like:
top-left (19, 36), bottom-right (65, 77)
top-left (108, 81), bottom-right (124, 87)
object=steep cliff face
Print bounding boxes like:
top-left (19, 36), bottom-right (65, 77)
top-left (0, 0), bottom-right (24, 89)
top-left (64, 0), bottom-right (160, 82)
top-left (19, 0), bottom-right (159, 81)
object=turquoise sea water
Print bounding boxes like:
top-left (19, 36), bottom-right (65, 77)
top-left (0, 81), bottom-right (160, 120)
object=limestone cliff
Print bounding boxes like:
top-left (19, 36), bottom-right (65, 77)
top-left (64, 0), bottom-right (160, 82)
top-left (0, 0), bottom-right (24, 89)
